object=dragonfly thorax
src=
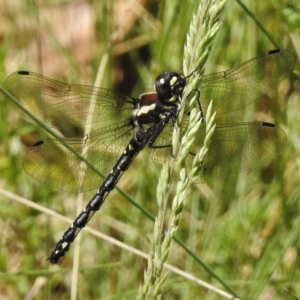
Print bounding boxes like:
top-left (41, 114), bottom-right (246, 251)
top-left (133, 92), bottom-right (177, 127)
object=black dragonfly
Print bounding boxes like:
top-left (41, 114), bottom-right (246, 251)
top-left (2, 49), bottom-right (293, 263)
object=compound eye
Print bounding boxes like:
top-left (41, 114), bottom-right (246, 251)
top-left (155, 72), bottom-right (172, 99)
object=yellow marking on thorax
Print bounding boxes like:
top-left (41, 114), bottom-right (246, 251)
top-left (136, 103), bottom-right (156, 116)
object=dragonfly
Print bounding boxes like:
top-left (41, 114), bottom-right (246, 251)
top-left (2, 49), bottom-right (293, 263)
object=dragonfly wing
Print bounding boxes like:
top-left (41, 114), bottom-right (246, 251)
top-left (150, 122), bottom-right (286, 183)
top-left (149, 122), bottom-right (173, 166)
top-left (3, 71), bottom-right (135, 136)
top-left (23, 120), bottom-right (134, 192)
top-left (198, 49), bottom-right (294, 116)
top-left (189, 122), bottom-right (286, 182)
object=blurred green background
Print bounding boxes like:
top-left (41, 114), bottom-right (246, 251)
top-left (0, 0), bottom-right (299, 299)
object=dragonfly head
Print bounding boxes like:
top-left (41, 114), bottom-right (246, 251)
top-left (155, 72), bottom-right (186, 103)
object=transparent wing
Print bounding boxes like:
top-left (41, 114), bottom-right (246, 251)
top-left (150, 122), bottom-right (286, 182)
top-left (3, 71), bottom-right (135, 137)
top-left (192, 122), bottom-right (286, 182)
top-left (22, 120), bottom-right (134, 192)
top-left (197, 49), bottom-right (294, 116)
